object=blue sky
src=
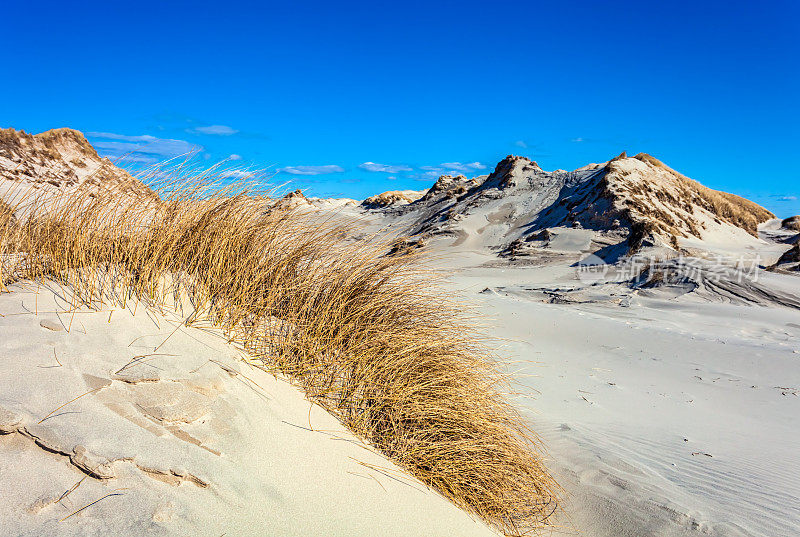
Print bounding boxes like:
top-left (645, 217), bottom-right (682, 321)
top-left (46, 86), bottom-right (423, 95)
top-left (3, 1), bottom-right (798, 215)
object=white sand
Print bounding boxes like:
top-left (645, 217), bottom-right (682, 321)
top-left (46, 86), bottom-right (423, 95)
top-left (0, 281), bottom-right (495, 536)
top-left (441, 249), bottom-right (800, 537)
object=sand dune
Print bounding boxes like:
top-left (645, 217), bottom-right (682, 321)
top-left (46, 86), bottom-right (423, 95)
top-left (0, 282), bottom-right (496, 536)
top-left (0, 128), bottom-right (154, 205)
top-left (3, 133), bottom-right (799, 536)
top-left (360, 153), bottom-right (779, 262)
top-left (348, 151), bottom-right (800, 535)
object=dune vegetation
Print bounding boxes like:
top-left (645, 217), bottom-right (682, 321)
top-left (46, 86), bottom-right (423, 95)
top-left (0, 169), bottom-right (558, 536)
top-left (632, 153), bottom-right (774, 236)
top-left (783, 216), bottom-right (800, 232)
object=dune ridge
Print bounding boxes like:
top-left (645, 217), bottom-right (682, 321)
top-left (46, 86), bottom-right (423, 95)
top-left (368, 153), bottom-right (776, 257)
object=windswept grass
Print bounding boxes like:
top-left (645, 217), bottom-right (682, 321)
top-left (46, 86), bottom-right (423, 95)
top-left (0, 170), bottom-right (558, 535)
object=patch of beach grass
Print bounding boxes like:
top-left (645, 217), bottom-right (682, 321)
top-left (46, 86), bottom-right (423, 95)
top-left (0, 168), bottom-right (558, 535)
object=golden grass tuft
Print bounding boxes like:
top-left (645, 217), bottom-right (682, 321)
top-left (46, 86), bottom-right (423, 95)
top-left (0, 170), bottom-right (558, 535)
top-left (0, 200), bottom-right (14, 229)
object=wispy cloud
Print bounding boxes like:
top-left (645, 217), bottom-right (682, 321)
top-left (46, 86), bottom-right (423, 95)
top-left (229, 154), bottom-right (242, 161)
top-left (278, 165), bottom-right (344, 175)
top-left (417, 161), bottom-right (486, 178)
top-left (221, 169), bottom-right (257, 178)
top-left (515, 140), bottom-right (528, 149)
top-left (87, 132), bottom-right (157, 142)
top-left (774, 195), bottom-right (798, 201)
top-left (359, 162), bottom-right (413, 173)
top-left (87, 132), bottom-right (201, 163)
top-left (412, 170), bottom-right (447, 182)
top-left (571, 137), bottom-right (585, 143)
top-left (187, 124), bottom-right (239, 136)
top-left (105, 153), bottom-right (161, 164)
top-left (439, 161), bottom-right (486, 172)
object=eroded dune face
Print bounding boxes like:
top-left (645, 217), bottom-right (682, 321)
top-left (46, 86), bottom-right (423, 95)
top-left (773, 242), bottom-right (800, 272)
top-left (782, 215), bottom-right (800, 232)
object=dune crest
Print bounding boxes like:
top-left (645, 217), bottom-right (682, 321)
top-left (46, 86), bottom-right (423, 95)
top-left (364, 152), bottom-right (776, 258)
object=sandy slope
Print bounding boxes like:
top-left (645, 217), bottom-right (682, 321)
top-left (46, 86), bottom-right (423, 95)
top-left (441, 250), bottom-right (800, 537)
top-left (0, 282), bottom-right (495, 537)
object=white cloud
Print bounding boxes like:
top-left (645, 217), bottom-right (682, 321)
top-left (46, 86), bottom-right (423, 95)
top-left (87, 132), bottom-right (171, 143)
top-left (571, 137), bottom-right (585, 143)
top-left (87, 132), bottom-right (201, 159)
top-left (222, 169), bottom-right (255, 178)
top-left (188, 125), bottom-right (239, 136)
top-left (229, 154), bottom-right (242, 161)
top-left (411, 170), bottom-right (446, 182)
top-left (776, 195), bottom-right (798, 201)
top-left (419, 162), bottom-right (486, 177)
top-left (359, 162), bottom-right (413, 173)
top-left (440, 161), bottom-right (486, 172)
top-left (278, 165), bottom-right (344, 176)
top-left (109, 153), bottom-right (160, 164)
top-left (515, 140), bottom-right (528, 148)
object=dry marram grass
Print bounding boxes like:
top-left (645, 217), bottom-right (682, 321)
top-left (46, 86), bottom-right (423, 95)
top-left (0, 172), bottom-right (558, 535)
top-left (632, 153), bottom-right (774, 236)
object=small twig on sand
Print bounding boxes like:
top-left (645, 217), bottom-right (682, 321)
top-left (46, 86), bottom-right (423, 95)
top-left (38, 387), bottom-right (105, 424)
top-left (38, 348), bottom-right (64, 369)
top-left (153, 315), bottom-right (192, 353)
top-left (347, 470), bottom-right (387, 492)
top-left (115, 353), bottom-right (176, 374)
top-left (209, 359), bottom-right (268, 394)
top-left (56, 461), bottom-right (108, 508)
top-left (60, 489), bottom-right (127, 522)
top-left (351, 458), bottom-right (427, 493)
top-left (189, 360), bottom-right (211, 374)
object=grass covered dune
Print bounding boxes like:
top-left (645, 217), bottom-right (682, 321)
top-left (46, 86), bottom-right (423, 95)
top-left (0, 174), bottom-right (557, 535)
